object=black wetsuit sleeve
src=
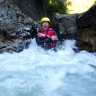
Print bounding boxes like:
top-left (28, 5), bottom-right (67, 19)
top-left (53, 31), bottom-right (58, 40)
top-left (36, 30), bottom-right (58, 46)
top-left (36, 35), bottom-right (52, 45)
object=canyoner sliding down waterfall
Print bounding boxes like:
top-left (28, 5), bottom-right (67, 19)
top-left (1, 0), bottom-right (96, 95)
top-left (35, 17), bottom-right (58, 52)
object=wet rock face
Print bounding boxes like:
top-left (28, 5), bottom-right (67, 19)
top-left (0, 0), bottom-right (33, 32)
top-left (77, 5), bottom-right (96, 29)
top-left (0, 0), bottom-right (4, 4)
top-left (51, 13), bottom-right (79, 40)
top-left (0, 0), bottom-right (33, 53)
top-left (0, 28), bottom-right (32, 53)
top-left (52, 4), bottom-right (96, 52)
top-left (0, 0), bottom-right (44, 53)
top-left (75, 28), bottom-right (96, 52)
top-left (75, 4), bottom-right (96, 52)
top-left (9, 0), bottom-right (47, 20)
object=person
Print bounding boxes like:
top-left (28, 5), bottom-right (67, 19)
top-left (36, 17), bottom-right (58, 51)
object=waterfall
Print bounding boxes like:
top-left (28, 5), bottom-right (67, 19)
top-left (0, 39), bottom-right (96, 96)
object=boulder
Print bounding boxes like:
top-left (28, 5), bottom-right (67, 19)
top-left (52, 4), bottom-right (96, 52)
top-left (0, 27), bottom-right (32, 53)
top-left (0, 0), bottom-right (33, 53)
top-left (51, 13), bottom-right (79, 40)
top-left (75, 28), bottom-right (96, 52)
top-left (77, 4), bottom-right (96, 30)
top-left (75, 4), bottom-right (96, 52)
top-left (0, 0), bottom-right (33, 32)
top-left (9, 0), bottom-right (47, 20)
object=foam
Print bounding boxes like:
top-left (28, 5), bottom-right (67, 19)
top-left (0, 39), bottom-right (96, 96)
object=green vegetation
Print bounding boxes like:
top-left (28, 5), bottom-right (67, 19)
top-left (43, 0), bottom-right (68, 17)
top-left (42, 0), bottom-right (96, 17)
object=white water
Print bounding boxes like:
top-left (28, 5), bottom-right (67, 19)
top-left (0, 39), bottom-right (96, 96)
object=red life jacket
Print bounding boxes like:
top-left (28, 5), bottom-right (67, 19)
top-left (38, 28), bottom-right (56, 48)
top-left (39, 28), bottom-right (55, 40)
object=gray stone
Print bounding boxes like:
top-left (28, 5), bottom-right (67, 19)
top-left (51, 13), bottom-right (79, 39)
top-left (0, 0), bottom-right (5, 5)
top-left (75, 4), bottom-right (96, 52)
top-left (55, 13), bottom-right (78, 33)
top-left (0, 0), bottom-right (33, 53)
top-left (23, 17), bottom-right (33, 24)
top-left (8, 0), bottom-right (47, 20)
top-left (77, 4), bottom-right (96, 29)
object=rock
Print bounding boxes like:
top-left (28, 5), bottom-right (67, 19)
top-left (0, 0), bottom-right (5, 4)
top-left (0, 28), bottom-right (32, 53)
top-left (0, 0), bottom-right (35, 32)
top-left (51, 13), bottom-right (79, 40)
top-left (9, 0), bottom-right (47, 20)
top-left (0, 1), bottom-right (24, 32)
top-left (75, 4), bottom-right (96, 52)
top-left (77, 4), bottom-right (96, 29)
top-left (51, 5), bottom-right (96, 52)
top-left (75, 28), bottom-right (96, 52)
top-left (23, 17), bottom-right (33, 25)
top-left (0, 0), bottom-right (34, 53)
top-left (30, 21), bottom-right (41, 38)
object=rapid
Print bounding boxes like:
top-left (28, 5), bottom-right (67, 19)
top-left (0, 39), bottom-right (96, 96)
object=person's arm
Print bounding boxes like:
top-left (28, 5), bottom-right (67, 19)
top-left (36, 35), bottom-right (52, 45)
top-left (50, 31), bottom-right (58, 42)
top-left (53, 31), bottom-right (58, 40)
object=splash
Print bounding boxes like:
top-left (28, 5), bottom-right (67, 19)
top-left (0, 39), bottom-right (96, 96)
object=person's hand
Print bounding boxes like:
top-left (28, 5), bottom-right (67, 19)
top-left (51, 36), bottom-right (57, 41)
top-left (37, 33), bottom-right (45, 37)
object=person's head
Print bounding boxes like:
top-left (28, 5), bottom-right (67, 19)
top-left (40, 17), bottom-right (50, 30)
